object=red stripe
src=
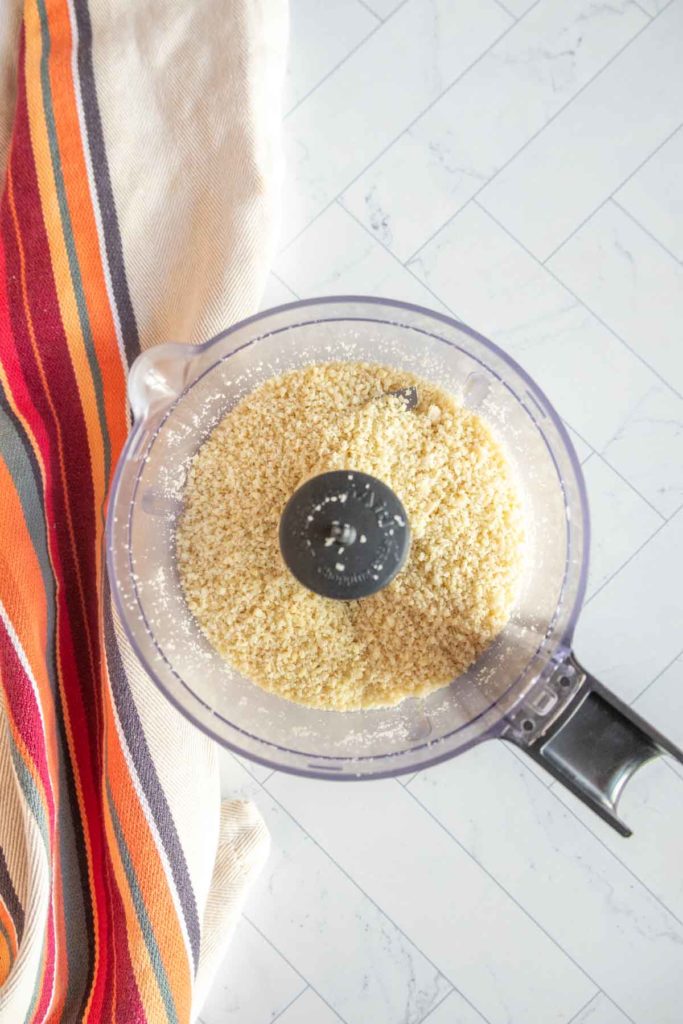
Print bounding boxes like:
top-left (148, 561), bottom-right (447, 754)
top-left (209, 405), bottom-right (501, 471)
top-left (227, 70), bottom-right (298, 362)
top-left (0, 50), bottom-right (110, 1019)
top-left (0, 620), bottom-right (54, 832)
top-left (0, 627), bottom-right (58, 1022)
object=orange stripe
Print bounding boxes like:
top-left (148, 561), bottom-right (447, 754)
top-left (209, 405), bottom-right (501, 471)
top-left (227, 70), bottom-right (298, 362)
top-left (101, 781), bottom-right (168, 1024)
top-left (45, 0), bottom-right (128, 461)
top-left (25, 2), bottom-right (101, 476)
top-left (23, 0), bottom-right (103, 497)
top-left (0, 682), bottom-right (50, 854)
top-left (0, 898), bottom-right (18, 961)
top-left (0, 932), bottom-right (12, 987)
top-left (5, 168), bottom-right (100, 718)
top-left (104, 691), bottom-right (191, 1022)
top-left (4, 162), bottom-right (103, 1009)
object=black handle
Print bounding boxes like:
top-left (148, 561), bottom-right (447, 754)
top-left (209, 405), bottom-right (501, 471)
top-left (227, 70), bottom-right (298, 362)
top-left (503, 654), bottom-right (683, 837)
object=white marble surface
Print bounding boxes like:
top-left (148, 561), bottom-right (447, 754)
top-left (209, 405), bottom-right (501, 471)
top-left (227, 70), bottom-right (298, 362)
top-left (203, 2), bottom-right (683, 1021)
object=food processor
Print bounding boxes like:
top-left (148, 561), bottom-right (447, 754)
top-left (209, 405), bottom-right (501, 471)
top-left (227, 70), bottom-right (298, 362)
top-left (106, 297), bottom-right (682, 836)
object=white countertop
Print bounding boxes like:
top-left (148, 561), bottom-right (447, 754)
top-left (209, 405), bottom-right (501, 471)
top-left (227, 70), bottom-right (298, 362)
top-left (203, 2), bottom-right (683, 1022)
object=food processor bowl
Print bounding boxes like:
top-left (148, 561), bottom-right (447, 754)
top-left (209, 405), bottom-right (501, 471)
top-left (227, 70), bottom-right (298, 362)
top-left (107, 297), bottom-right (682, 835)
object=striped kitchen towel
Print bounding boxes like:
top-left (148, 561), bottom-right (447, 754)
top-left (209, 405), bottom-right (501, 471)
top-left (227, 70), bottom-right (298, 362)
top-left (0, 1), bottom-right (287, 1021)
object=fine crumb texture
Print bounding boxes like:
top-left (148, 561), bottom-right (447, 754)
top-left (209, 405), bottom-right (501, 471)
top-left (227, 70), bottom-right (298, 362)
top-left (176, 362), bottom-right (524, 710)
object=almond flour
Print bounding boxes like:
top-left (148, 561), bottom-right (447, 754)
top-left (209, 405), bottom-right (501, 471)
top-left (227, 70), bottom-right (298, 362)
top-left (176, 361), bottom-right (524, 710)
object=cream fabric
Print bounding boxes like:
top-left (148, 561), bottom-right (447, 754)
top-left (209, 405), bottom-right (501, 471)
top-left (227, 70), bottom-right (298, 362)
top-left (90, 0), bottom-right (288, 348)
top-left (0, 0), bottom-right (22, 179)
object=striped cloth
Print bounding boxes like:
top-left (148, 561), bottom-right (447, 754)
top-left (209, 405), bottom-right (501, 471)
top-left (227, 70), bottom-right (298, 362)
top-left (0, 1), bottom-right (287, 1021)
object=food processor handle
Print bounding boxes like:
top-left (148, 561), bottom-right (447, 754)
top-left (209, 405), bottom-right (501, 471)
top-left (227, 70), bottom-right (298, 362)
top-left (503, 653), bottom-right (683, 837)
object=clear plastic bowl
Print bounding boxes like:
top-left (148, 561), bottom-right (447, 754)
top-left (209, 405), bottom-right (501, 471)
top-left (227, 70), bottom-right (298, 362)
top-left (107, 297), bottom-right (588, 779)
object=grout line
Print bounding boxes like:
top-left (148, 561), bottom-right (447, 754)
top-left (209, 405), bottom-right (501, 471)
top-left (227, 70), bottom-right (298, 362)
top-left (506, 743), bottom-right (555, 787)
top-left (611, 195), bottom-right (683, 266)
top-left (565, 991), bottom-right (602, 1024)
top-left (415, 986), bottom-right (459, 1024)
top-left (399, 784), bottom-right (628, 1021)
top-left (270, 270), bottom-right (300, 297)
top-left (269, 985), bottom-right (312, 1024)
top-left (398, 772), bottom-right (418, 786)
top-left (406, 0), bottom-right (676, 266)
top-left (563, 423), bottom-right (597, 460)
top-left (260, 778), bottom-right (494, 1024)
top-left (356, 0), bottom-right (382, 22)
top-left (285, 0), bottom-right (409, 117)
top-left (471, 198), bottom-right (683, 403)
top-left (358, 0), bottom-right (385, 21)
top-left (245, 916), bottom-right (354, 1024)
top-left (583, 513), bottom-right (670, 606)
top-left (252, 771), bottom-right (606, 1024)
top-left (339, 201), bottom-right (463, 319)
top-left (629, 646), bottom-right (683, 706)
top-left (664, 759), bottom-right (683, 783)
top-left (490, 0), bottom-right (517, 21)
top-left (596, 452), bottom-right (666, 522)
top-left (283, 0), bottom-right (543, 249)
top-left (598, 456), bottom-right (667, 520)
top-left (630, 0), bottom-right (655, 14)
top-left (542, 120), bottom-right (683, 264)
top-left (499, 744), bottom-right (683, 931)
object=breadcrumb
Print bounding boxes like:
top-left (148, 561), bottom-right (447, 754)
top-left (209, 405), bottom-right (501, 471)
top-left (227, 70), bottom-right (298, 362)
top-left (176, 361), bottom-right (524, 710)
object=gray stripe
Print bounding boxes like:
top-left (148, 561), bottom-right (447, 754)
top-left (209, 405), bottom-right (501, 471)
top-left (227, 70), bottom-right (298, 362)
top-left (0, 846), bottom-right (23, 943)
top-left (9, 740), bottom-right (50, 851)
top-left (72, 0), bottom-right (140, 368)
top-left (0, 913), bottom-right (15, 965)
top-left (103, 590), bottom-right (201, 970)
top-left (0, 393), bottom-right (91, 1014)
top-left (35, 0), bottom-right (112, 485)
top-left (106, 781), bottom-right (179, 1024)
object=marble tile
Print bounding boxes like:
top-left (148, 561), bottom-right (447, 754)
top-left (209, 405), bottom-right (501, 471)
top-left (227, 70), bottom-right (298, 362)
top-left (420, 989), bottom-right (487, 1024)
top-left (397, 772), bottom-right (418, 786)
top-left (573, 509), bottom-right (682, 703)
top-left (225, 750), bottom-right (274, 786)
top-left (284, 0), bottom-right (378, 114)
top-left (508, 742), bottom-right (561, 786)
top-left (581, 453), bottom-right (662, 599)
top-left (600, 382), bottom-right (683, 517)
top-left (636, 0), bottom-right (673, 13)
top-left (552, 759), bottom-right (683, 922)
top-left (281, 0), bottom-right (511, 243)
top-left (359, 0), bottom-right (406, 19)
top-left (408, 743), bottom-right (683, 1024)
top-left (343, 0), bottom-right (647, 260)
top-left (260, 273), bottom-right (299, 311)
top-left (266, 772), bottom-right (596, 1024)
top-left (219, 756), bottom-right (451, 1024)
top-left (569, 992), bottom-right (633, 1024)
top-left (616, 126), bottom-right (683, 261)
top-left (499, 0), bottom-right (543, 16)
top-left (549, 201), bottom-right (683, 394)
top-left (408, 203), bottom-right (662, 450)
top-left (275, 202), bottom-right (451, 312)
top-left (478, 0), bottom-right (683, 258)
top-left (633, 656), bottom-right (683, 753)
top-left (197, 918), bottom-right (305, 1024)
top-left (275, 988), bottom-right (345, 1024)
top-left (565, 423), bottom-right (593, 464)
